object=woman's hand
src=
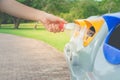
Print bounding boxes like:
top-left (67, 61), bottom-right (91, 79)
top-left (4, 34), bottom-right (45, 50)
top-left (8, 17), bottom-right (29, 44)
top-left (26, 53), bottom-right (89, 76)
top-left (0, 0), bottom-right (67, 33)
top-left (39, 12), bottom-right (67, 33)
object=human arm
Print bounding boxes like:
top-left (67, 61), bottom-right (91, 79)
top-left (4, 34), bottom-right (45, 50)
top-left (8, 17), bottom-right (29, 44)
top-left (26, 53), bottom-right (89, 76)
top-left (0, 0), bottom-right (66, 32)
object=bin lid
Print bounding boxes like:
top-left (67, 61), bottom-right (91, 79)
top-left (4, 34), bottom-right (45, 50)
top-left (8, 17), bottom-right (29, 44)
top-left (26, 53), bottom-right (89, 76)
top-left (103, 12), bottom-right (120, 31)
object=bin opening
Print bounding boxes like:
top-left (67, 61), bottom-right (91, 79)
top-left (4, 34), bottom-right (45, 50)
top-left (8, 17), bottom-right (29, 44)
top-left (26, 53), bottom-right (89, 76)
top-left (108, 24), bottom-right (120, 49)
top-left (103, 24), bottom-right (120, 64)
top-left (87, 26), bottom-right (96, 37)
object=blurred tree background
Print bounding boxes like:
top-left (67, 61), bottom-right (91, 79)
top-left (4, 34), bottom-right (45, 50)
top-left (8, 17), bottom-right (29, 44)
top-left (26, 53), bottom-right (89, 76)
top-left (0, 0), bottom-right (120, 29)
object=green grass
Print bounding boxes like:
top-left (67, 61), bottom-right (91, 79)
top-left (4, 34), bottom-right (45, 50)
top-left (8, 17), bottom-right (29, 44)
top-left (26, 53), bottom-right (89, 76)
top-left (0, 23), bottom-right (70, 52)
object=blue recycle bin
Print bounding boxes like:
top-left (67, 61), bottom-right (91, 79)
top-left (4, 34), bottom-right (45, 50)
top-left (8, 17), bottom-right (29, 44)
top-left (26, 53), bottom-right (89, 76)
top-left (64, 12), bottom-right (120, 80)
top-left (103, 13), bottom-right (120, 64)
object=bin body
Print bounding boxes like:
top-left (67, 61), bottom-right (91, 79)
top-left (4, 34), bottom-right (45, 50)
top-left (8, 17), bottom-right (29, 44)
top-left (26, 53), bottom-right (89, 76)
top-left (64, 13), bottom-right (120, 80)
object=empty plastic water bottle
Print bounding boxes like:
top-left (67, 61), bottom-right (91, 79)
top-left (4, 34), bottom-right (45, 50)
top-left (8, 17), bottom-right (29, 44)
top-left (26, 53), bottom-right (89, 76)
top-left (59, 23), bottom-right (79, 30)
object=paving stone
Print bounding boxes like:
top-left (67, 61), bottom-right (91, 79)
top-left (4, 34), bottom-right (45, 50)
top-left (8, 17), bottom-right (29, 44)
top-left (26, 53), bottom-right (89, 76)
top-left (0, 33), bottom-right (70, 80)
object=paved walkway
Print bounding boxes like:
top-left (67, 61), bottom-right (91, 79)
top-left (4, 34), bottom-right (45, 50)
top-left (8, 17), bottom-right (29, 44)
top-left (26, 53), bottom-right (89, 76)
top-left (0, 33), bottom-right (70, 80)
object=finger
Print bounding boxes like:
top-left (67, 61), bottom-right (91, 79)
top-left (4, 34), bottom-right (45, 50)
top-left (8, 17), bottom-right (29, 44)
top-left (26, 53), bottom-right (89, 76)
top-left (52, 24), bottom-right (57, 33)
top-left (61, 28), bottom-right (64, 32)
top-left (49, 24), bottom-right (54, 32)
top-left (54, 24), bottom-right (60, 32)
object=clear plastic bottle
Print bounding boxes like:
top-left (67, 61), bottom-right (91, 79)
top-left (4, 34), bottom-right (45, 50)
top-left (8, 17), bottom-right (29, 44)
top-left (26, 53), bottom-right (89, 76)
top-left (59, 23), bottom-right (78, 30)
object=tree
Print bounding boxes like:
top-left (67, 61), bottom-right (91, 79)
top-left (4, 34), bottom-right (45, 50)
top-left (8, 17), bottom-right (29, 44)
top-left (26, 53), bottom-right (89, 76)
top-left (10, 0), bottom-right (33, 29)
top-left (0, 13), bottom-right (3, 28)
top-left (12, 17), bottom-right (21, 29)
top-left (79, 0), bottom-right (99, 18)
top-left (14, 0), bottom-right (71, 29)
top-left (0, 12), bottom-right (13, 28)
top-left (99, 0), bottom-right (120, 14)
top-left (2, 0), bottom-right (120, 26)
top-left (61, 0), bottom-right (99, 22)
top-left (31, 0), bottom-right (71, 15)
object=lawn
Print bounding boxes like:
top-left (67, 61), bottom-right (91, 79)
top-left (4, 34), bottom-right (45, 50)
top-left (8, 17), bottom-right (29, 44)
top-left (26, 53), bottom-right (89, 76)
top-left (0, 23), bottom-right (70, 52)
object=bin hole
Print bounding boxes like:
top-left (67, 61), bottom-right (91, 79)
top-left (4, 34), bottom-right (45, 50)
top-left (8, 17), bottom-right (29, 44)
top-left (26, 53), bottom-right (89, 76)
top-left (87, 26), bottom-right (96, 37)
top-left (108, 24), bottom-right (120, 49)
